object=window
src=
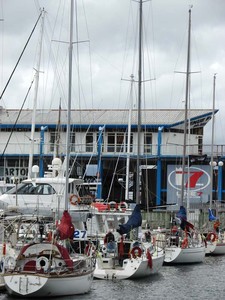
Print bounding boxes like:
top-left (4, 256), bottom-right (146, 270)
top-left (116, 133), bottom-right (125, 152)
top-left (144, 133), bottom-right (152, 154)
top-left (49, 132), bottom-right (56, 152)
top-left (7, 183), bottom-right (55, 195)
top-left (70, 131), bottom-right (76, 152)
top-left (86, 133), bottom-right (94, 152)
top-left (107, 132), bottom-right (126, 153)
top-left (107, 133), bottom-right (115, 152)
top-left (125, 132), bottom-right (133, 153)
top-left (198, 136), bottom-right (203, 155)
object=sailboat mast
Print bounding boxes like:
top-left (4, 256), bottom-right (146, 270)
top-left (180, 7), bottom-right (192, 207)
top-left (209, 74), bottom-right (216, 209)
top-left (64, 0), bottom-right (74, 211)
top-left (28, 9), bottom-right (45, 179)
top-left (125, 74), bottom-right (134, 201)
top-left (136, 0), bottom-right (143, 205)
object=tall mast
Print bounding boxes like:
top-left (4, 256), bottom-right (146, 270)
top-left (28, 9), bottom-right (45, 179)
top-left (125, 74), bottom-right (134, 201)
top-left (180, 7), bottom-right (192, 207)
top-left (209, 74), bottom-right (216, 209)
top-left (64, 0), bottom-right (74, 211)
top-left (135, 0), bottom-right (143, 205)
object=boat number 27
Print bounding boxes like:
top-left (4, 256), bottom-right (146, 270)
top-left (74, 230), bottom-right (87, 239)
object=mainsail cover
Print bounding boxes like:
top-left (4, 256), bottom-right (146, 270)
top-left (117, 204), bottom-right (142, 235)
top-left (176, 205), bottom-right (194, 231)
top-left (57, 210), bottom-right (75, 240)
top-left (208, 208), bottom-right (217, 221)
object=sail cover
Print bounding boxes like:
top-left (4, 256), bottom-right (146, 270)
top-left (117, 204), bottom-right (142, 235)
top-left (176, 206), bottom-right (194, 231)
top-left (57, 210), bottom-right (75, 240)
top-left (208, 208), bottom-right (217, 221)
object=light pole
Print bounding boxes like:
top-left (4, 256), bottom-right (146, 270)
top-left (217, 161), bottom-right (224, 201)
top-left (209, 160), bottom-right (224, 204)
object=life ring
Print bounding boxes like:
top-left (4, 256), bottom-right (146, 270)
top-left (181, 237), bottom-right (188, 249)
top-left (118, 202), bottom-right (128, 211)
top-left (109, 201), bottom-right (117, 210)
top-left (36, 256), bottom-right (49, 272)
top-left (130, 246), bottom-right (142, 258)
top-left (4, 256), bottom-right (16, 270)
top-left (70, 194), bottom-right (81, 205)
top-left (206, 232), bottom-right (217, 243)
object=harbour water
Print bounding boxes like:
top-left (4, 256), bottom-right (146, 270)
top-left (0, 254), bottom-right (224, 300)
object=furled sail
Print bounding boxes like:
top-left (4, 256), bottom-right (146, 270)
top-left (57, 210), bottom-right (75, 240)
top-left (117, 204), bottom-right (142, 235)
top-left (176, 205), bottom-right (194, 231)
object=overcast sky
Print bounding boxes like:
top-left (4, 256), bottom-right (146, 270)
top-left (0, 0), bottom-right (225, 145)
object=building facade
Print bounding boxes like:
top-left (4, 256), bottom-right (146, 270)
top-left (0, 107), bottom-right (224, 210)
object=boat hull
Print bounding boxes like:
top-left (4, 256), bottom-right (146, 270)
top-left (164, 246), bottom-right (205, 264)
top-left (4, 272), bottom-right (93, 297)
top-left (94, 252), bottom-right (164, 280)
top-left (205, 242), bottom-right (225, 255)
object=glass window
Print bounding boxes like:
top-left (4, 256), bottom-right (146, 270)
top-left (144, 133), bottom-right (152, 154)
top-left (107, 133), bottom-right (115, 152)
top-left (7, 183), bottom-right (55, 195)
top-left (86, 133), bottom-right (93, 152)
top-left (116, 133), bottom-right (125, 152)
top-left (125, 132), bottom-right (133, 152)
top-left (198, 136), bottom-right (203, 155)
top-left (70, 131), bottom-right (76, 152)
top-left (50, 132), bottom-right (56, 152)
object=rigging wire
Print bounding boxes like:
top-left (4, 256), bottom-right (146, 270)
top-left (0, 11), bottom-right (42, 102)
top-left (1, 78), bottom-right (35, 157)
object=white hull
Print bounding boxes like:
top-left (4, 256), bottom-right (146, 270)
top-left (164, 245), bottom-right (205, 264)
top-left (4, 272), bottom-right (93, 297)
top-left (94, 252), bottom-right (164, 280)
top-left (0, 274), bottom-right (5, 291)
top-left (205, 242), bottom-right (225, 255)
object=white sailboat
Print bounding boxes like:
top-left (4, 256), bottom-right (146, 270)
top-left (204, 208), bottom-right (225, 255)
top-left (3, 1), bottom-right (95, 297)
top-left (92, 0), bottom-right (164, 279)
top-left (92, 204), bottom-right (164, 280)
top-left (203, 75), bottom-right (225, 256)
top-left (164, 7), bottom-right (205, 265)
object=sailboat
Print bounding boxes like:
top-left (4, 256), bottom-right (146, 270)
top-left (203, 208), bottom-right (225, 255)
top-left (202, 75), bottom-right (225, 256)
top-left (3, 1), bottom-right (95, 297)
top-left (92, 0), bottom-right (164, 279)
top-left (164, 7), bottom-right (205, 265)
top-left (93, 204), bottom-right (164, 280)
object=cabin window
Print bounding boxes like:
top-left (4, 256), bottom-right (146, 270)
top-left (8, 183), bottom-right (55, 195)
